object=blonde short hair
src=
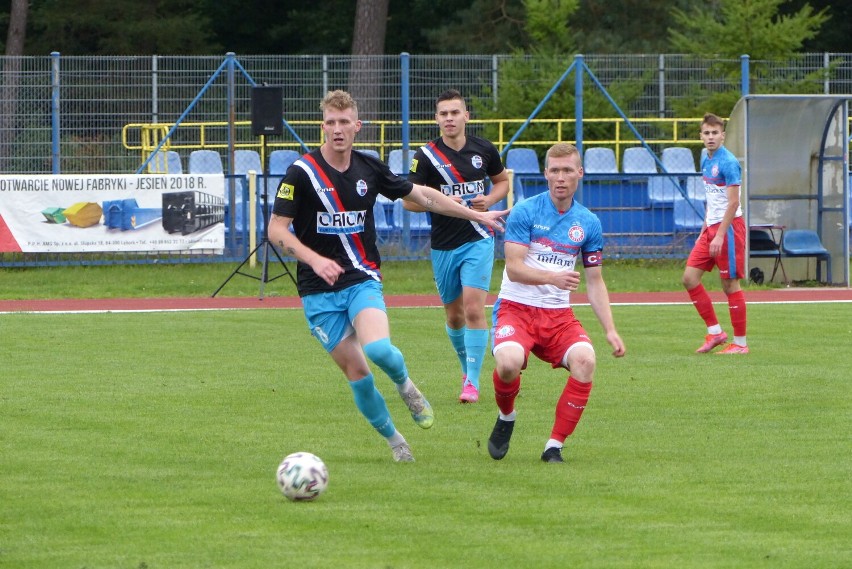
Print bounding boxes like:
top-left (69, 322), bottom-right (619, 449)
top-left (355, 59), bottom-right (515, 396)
top-left (320, 90), bottom-right (358, 115)
top-left (545, 142), bottom-right (581, 169)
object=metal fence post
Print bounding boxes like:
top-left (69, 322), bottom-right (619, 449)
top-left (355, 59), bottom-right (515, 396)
top-left (658, 54), bottom-right (665, 118)
top-left (151, 55), bottom-right (159, 124)
top-left (575, 54), bottom-right (584, 157)
top-left (400, 52), bottom-right (410, 173)
top-left (51, 51), bottom-right (60, 174)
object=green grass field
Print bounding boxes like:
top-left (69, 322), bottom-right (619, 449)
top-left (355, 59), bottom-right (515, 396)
top-left (2, 302), bottom-right (851, 568)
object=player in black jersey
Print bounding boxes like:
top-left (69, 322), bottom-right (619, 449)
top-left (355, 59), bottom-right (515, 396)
top-left (406, 90), bottom-right (510, 403)
top-left (269, 90), bottom-right (508, 462)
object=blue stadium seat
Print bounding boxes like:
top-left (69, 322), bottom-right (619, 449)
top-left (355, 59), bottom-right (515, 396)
top-left (583, 147), bottom-right (618, 174)
top-left (622, 147), bottom-right (657, 173)
top-left (388, 149), bottom-right (414, 175)
top-left (232, 150), bottom-right (264, 234)
top-left (649, 176), bottom-right (706, 204)
top-left (266, 150), bottom-right (301, 209)
top-left (357, 149), bottom-right (381, 160)
top-left (148, 150), bottom-right (183, 174)
top-left (234, 149), bottom-right (262, 175)
top-left (393, 199), bottom-right (430, 231)
top-left (506, 147), bottom-right (542, 202)
top-left (269, 149), bottom-right (300, 174)
top-left (781, 229), bottom-right (832, 283)
top-left (659, 147), bottom-right (704, 202)
top-left (373, 200), bottom-right (393, 242)
top-left (673, 197), bottom-right (705, 232)
top-left (582, 148), bottom-right (627, 208)
top-left (188, 150), bottom-right (224, 174)
top-left (506, 147), bottom-right (540, 174)
top-left (661, 147), bottom-right (697, 173)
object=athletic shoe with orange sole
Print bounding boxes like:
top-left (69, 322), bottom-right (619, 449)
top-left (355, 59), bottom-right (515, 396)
top-left (696, 332), bottom-right (728, 353)
top-left (717, 343), bottom-right (749, 354)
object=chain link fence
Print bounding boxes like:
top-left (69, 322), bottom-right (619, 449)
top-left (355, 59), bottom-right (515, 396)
top-left (0, 52), bottom-right (849, 266)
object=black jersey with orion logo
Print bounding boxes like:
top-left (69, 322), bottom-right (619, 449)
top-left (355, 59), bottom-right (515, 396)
top-left (409, 135), bottom-right (505, 250)
top-left (273, 149), bottom-right (412, 297)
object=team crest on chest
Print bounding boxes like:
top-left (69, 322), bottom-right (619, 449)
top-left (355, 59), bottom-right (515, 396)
top-left (711, 165), bottom-right (719, 177)
top-left (356, 179), bottom-right (368, 197)
top-left (471, 154), bottom-right (483, 169)
top-left (567, 225), bottom-right (585, 242)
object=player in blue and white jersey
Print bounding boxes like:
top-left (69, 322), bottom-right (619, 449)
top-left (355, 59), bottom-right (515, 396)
top-left (407, 89), bottom-right (510, 403)
top-left (269, 90), bottom-right (508, 462)
top-left (683, 113), bottom-right (749, 355)
top-left (487, 142), bottom-right (625, 464)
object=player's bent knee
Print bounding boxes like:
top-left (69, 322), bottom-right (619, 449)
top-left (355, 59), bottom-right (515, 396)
top-left (563, 342), bottom-right (596, 376)
top-left (493, 341), bottom-right (524, 380)
top-left (363, 337), bottom-right (403, 371)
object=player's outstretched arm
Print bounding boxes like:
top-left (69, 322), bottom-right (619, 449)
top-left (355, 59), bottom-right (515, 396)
top-left (404, 184), bottom-right (508, 232)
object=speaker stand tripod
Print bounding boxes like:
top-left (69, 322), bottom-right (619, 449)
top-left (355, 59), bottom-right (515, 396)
top-left (212, 136), bottom-right (296, 299)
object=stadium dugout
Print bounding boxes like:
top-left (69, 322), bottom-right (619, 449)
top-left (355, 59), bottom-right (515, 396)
top-left (726, 95), bottom-right (850, 286)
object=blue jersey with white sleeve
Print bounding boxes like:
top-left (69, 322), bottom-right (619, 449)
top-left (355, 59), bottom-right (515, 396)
top-left (701, 145), bottom-right (742, 226)
top-left (498, 192), bottom-right (604, 308)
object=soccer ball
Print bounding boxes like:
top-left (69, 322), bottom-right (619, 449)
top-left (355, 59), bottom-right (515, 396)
top-left (276, 452), bottom-right (329, 502)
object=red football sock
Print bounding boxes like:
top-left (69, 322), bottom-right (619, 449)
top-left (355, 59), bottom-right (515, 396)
top-left (493, 369), bottom-right (520, 416)
top-left (550, 377), bottom-right (593, 442)
top-left (687, 284), bottom-right (718, 327)
top-left (727, 290), bottom-right (747, 337)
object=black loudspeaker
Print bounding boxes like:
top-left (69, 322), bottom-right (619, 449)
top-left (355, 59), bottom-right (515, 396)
top-left (251, 86), bottom-right (284, 136)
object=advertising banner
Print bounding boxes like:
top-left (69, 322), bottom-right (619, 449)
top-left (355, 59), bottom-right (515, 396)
top-left (0, 174), bottom-right (226, 253)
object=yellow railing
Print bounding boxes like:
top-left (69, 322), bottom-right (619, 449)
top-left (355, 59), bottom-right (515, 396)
top-left (123, 117), bottom-right (712, 167)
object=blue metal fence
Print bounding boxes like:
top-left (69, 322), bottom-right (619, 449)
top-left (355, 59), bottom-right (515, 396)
top-left (1, 51), bottom-right (850, 266)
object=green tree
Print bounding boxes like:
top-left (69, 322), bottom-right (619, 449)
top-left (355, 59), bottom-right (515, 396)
top-left (24, 0), bottom-right (220, 55)
top-left (476, 0), bottom-right (649, 157)
top-left (571, 0), bottom-right (699, 53)
top-left (667, 0), bottom-right (830, 116)
top-left (782, 0), bottom-right (852, 52)
top-left (417, 0), bottom-right (529, 54)
top-left (669, 0), bottom-right (829, 59)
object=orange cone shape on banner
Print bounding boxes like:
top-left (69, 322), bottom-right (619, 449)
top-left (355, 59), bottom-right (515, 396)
top-left (63, 202), bottom-right (103, 227)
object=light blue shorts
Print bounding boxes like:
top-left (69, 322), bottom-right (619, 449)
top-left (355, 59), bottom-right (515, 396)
top-left (302, 279), bottom-right (387, 352)
top-left (430, 238), bottom-right (495, 305)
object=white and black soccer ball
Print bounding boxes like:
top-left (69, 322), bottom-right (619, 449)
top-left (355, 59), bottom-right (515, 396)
top-left (276, 452), bottom-right (329, 502)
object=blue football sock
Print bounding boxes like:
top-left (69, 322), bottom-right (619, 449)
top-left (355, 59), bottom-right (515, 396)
top-left (446, 324), bottom-right (467, 374)
top-left (363, 338), bottom-right (408, 385)
top-left (464, 328), bottom-right (489, 390)
top-left (348, 374), bottom-right (396, 438)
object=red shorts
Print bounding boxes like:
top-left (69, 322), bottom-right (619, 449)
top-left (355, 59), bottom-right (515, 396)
top-left (491, 298), bottom-right (592, 370)
top-left (687, 217), bottom-right (746, 280)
